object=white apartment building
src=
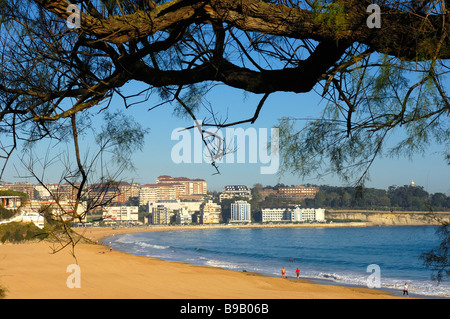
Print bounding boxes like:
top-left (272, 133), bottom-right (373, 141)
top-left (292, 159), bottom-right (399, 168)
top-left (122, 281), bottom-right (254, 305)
top-left (230, 200), bottom-right (251, 222)
top-left (301, 208), bottom-right (325, 222)
top-left (260, 206), bottom-right (325, 223)
top-left (219, 185), bottom-right (252, 202)
top-left (260, 207), bottom-right (290, 222)
top-left (103, 206), bottom-right (139, 224)
top-left (176, 207), bottom-right (192, 224)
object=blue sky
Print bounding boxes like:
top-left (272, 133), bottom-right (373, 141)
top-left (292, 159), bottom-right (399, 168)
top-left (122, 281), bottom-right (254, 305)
top-left (3, 80), bottom-right (449, 195)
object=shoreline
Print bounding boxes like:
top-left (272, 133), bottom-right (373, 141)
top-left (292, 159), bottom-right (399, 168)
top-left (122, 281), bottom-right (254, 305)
top-left (84, 223), bottom-right (447, 300)
top-left (77, 222), bottom-right (371, 243)
top-left (0, 223), bottom-right (441, 299)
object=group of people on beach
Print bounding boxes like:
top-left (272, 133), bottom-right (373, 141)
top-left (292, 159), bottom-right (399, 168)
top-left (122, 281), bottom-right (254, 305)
top-left (281, 266), bottom-right (301, 280)
top-left (281, 266), bottom-right (410, 297)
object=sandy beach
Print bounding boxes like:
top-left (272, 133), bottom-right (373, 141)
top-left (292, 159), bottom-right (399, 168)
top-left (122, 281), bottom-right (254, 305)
top-left (0, 224), bottom-right (403, 299)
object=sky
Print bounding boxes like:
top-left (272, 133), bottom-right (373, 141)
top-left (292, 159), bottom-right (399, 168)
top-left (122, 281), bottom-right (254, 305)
top-left (2, 80), bottom-right (449, 195)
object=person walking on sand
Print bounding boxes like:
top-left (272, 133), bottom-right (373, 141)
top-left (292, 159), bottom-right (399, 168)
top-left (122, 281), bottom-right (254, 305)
top-left (296, 267), bottom-right (300, 280)
top-left (281, 267), bottom-right (286, 279)
top-left (403, 282), bottom-right (409, 296)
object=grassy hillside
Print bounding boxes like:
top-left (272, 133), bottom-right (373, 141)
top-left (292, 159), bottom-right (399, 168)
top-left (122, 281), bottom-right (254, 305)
top-left (0, 222), bottom-right (48, 244)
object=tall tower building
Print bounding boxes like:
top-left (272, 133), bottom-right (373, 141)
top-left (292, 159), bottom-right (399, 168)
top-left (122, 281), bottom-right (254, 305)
top-left (230, 200), bottom-right (251, 222)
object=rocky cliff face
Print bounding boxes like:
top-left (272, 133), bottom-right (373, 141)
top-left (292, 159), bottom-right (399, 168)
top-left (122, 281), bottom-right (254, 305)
top-left (326, 211), bottom-right (450, 226)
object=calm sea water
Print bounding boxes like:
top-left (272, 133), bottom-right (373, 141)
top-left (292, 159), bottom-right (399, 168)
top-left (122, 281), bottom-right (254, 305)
top-left (105, 226), bottom-right (450, 297)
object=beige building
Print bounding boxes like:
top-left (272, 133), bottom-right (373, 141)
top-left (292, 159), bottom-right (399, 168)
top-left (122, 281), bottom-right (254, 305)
top-left (276, 185), bottom-right (319, 202)
top-left (139, 183), bottom-right (185, 205)
top-left (156, 175), bottom-right (207, 200)
top-left (139, 185), bottom-right (160, 206)
top-left (200, 200), bottom-right (221, 224)
top-left (152, 205), bottom-right (170, 225)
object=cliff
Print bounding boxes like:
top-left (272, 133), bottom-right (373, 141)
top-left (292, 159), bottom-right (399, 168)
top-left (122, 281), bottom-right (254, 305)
top-left (326, 210), bottom-right (450, 226)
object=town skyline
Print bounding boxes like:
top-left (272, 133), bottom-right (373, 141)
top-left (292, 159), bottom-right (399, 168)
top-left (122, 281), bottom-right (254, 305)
top-left (0, 174), bottom-right (445, 195)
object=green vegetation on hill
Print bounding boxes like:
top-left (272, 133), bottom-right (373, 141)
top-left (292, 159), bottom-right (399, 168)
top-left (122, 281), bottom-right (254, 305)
top-left (251, 184), bottom-right (449, 212)
top-left (305, 185), bottom-right (449, 211)
top-left (0, 222), bottom-right (48, 244)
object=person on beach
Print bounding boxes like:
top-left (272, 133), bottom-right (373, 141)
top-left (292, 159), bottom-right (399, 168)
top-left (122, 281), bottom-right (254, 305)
top-left (281, 267), bottom-right (286, 279)
top-left (109, 242), bottom-right (112, 252)
top-left (296, 267), bottom-right (300, 279)
top-left (403, 282), bottom-right (408, 296)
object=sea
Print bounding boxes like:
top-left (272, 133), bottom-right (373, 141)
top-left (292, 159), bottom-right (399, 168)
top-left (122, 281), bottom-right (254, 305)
top-left (104, 225), bottom-right (450, 298)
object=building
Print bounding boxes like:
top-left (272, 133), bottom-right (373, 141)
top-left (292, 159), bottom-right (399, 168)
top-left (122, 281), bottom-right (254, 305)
top-left (0, 196), bottom-right (22, 210)
top-left (147, 200), bottom-right (201, 215)
top-left (116, 182), bottom-right (141, 204)
top-left (301, 208), bottom-right (325, 222)
top-left (138, 176), bottom-right (207, 204)
top-left (4, 182), bottom-right (35, 200)
top-left (276, 185), bottom-right (319, 202)
top-left (219, 185), bottom-right (252, 202)
top-left (87, 183), bottom-right (121, 205)
top-left (230, 200), bottom-right (251, 222)
top-left (200, 200), bottom-right (221, 224)
top-left (139, 183), bottom-right (185, 204)
top-left (260, 206), bottom-right (325, 223)
top-left (102, 206), bottom-right (139, 224)
top-left (260, 207), bottom-right (290, 222)
top-left (152, 205), bottom-right (170, 225)
top-left (156, 175), bottom-right (207, 200)
top-left (176, 207), bottom-right (192, 224)
top-left (139, 185), bottom-right (160, 206)
top-left (21, 200), bottom-right (88, 222)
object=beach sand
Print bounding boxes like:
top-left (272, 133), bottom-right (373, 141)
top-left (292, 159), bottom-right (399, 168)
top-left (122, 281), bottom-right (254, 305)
top-left (0, 225), bottom-right (402, 299)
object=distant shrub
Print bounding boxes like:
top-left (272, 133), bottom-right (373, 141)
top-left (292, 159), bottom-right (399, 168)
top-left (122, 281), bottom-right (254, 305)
top-left (0, 223), bottom-right (47, 243)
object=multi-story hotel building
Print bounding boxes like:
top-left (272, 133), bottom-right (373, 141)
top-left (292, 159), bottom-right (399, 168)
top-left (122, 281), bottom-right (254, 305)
top-left (219, 185), bottom-right (252, 202)
top-left (152, 205), bottom-right (170, 225)
top-left (230, 200), bottom-right (251, 222)
top-left (139, 185), bottom-right (159, 206)
top-left (260, 207), bottom-right (290, 222)
top-left (200, 200), bottom-right (221, 224)
top-left (139, 183), bottom-right (185, 205)
top-left (156, 175), bottom-right (207, 200)
top-left (138, 176), bottom-right (207, 205)
top-left (276, 185), bottom-right (319, 202)
top-left (260, 206), bottom-right (325, 223)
